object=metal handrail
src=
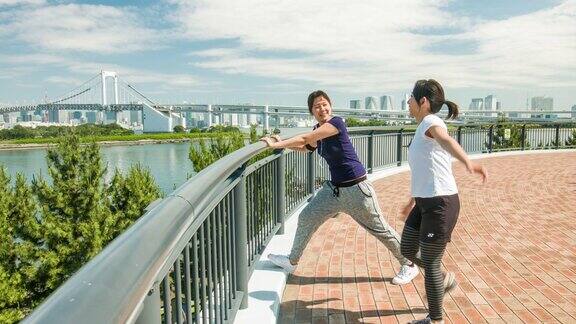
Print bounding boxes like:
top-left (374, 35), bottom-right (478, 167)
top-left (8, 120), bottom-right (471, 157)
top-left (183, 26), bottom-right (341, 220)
top-left (23, 141), bottom-right (270, 324)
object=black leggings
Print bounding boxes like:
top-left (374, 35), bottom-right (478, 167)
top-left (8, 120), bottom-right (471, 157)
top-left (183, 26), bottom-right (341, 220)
top-left (401, 226), bottom-right (446, 320)
top-left (400, 194), bottom-right (460, 321)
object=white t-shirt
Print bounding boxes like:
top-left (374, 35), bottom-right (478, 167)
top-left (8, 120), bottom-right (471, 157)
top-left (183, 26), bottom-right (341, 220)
top-left (408, 114), bottom-right (458, 198)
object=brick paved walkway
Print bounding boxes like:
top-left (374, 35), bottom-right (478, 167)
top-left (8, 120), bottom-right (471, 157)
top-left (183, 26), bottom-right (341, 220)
top-left (279, 152), bottom-right (576, 323)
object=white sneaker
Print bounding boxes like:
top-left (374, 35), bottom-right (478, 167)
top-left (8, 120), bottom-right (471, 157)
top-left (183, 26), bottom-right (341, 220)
top-left (392, 264), bottom-right (419, 285)
top-left (444, 271), bottom-right (457, 294)
top-left (268, 254), bottom-right (296, 273)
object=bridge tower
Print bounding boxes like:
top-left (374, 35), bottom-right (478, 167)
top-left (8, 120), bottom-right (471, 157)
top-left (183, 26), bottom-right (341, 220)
top-left (206, 104), bottom-right (213, 128)
top-left (101, 71), bottom-right (119, 105)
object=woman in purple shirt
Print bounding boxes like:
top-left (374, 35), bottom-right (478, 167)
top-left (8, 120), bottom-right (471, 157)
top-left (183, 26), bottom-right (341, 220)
top-left (261, 90), bottom-right (418, 285)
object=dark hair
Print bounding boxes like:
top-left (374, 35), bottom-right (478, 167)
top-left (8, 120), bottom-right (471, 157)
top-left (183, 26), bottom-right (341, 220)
top-left (307, 90), bottom-right (332, 114)
top-left (411, 79), bottom-right (459, 119)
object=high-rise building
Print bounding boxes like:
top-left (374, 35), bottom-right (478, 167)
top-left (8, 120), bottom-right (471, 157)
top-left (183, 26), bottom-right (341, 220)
top-left (62, 111), bottom-right (70, 123)
top-left (71, 111), bottom-right (83, 120)
top-left (484, 95), bottom-right (498, 111)
top-left (86, 111), bottom-right (97, 124)
top-left (248, 111), bottom-right (258, 125)
top-left (401, 93), bottom-right (410, 111)
top-left (231, 113), bottom-right (239, 126)
top-left (571, 105), bottom-right (576, 118)
top-left (365, 96), bottom-right (378, 110)
top-left (222, 114), bottom-right (232, 125)
top-left (131, 110), bottom-right (141, 125)
top-left (238, 112), bottom-right (248, 126)
top-left (49, 110), bottom-right (59, 123)
top-left (34, 108), bottom-right (44, 118)
top-left (105, 111), bottom-right (118, 124)
top-left (380, 95), bottom-right (394, 110)
top-left (469, 98), bottom-right (484, 110)
top-left (530, 96), bottom-right (553, 119)
top-left (20, 111), bottom-right (32, 122)
top-left (349, 99), bottom-right (362, 109)
top-left (2, 113), bottom-right (10, 124)
top-left (496, 101), bottom-right (502, 111)
top-left (531, 96), bottom-right (553, 111)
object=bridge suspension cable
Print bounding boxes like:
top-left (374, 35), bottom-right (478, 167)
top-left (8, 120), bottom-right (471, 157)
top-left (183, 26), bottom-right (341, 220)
top-left (48, 73), bottom-right (100, 105)
top-left (120, 80), bottom-right (157, 106)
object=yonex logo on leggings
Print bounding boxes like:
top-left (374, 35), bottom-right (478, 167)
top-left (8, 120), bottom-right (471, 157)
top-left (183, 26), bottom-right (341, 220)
top-left (427, 233), bottom-right (434, 238)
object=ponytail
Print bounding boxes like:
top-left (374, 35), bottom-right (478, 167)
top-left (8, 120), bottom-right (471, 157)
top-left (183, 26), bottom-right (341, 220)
top-left (444, 100), bottom-right (459, 120)
top-left (411, 79), bottom-right (460, 120)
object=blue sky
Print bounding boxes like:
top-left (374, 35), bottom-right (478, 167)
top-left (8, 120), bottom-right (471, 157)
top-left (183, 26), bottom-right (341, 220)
top-left (0, 0), bottom-right (575, 109)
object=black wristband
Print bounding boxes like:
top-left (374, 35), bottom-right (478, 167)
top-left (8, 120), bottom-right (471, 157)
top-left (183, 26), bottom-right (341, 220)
top-left (305, 144), bottom-right (317, 152)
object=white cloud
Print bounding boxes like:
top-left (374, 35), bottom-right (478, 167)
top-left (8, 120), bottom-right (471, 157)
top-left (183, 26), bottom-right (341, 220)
top-left (2, 53), bottom-right (66, 65)
top-left (0, 0), bottom-right (44, 6)
top-left (44, 75), bottom-right (85, 86)
top-left (1, 53), bottom-right (204, 94)
top-left (465, 1), bottom-right (576, 87)
top-left (176, 0), bottom-right (576, 91)
top-left (0, 3), bottom-right (168, 53)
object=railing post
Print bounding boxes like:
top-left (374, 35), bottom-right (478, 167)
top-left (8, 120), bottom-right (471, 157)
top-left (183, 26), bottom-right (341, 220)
top-left (488, 125), bottom-right (494, 153)
top-left (367, 131), bottom-right (374, 173)
top-left (276, 151), bottom-right (286, 235)
top-left (521, 124), bottom-right (526, 150)
top-left (233, 175), bottom-right (249, 309)
top-left (457, 126), bottom-right (462, 145)
top-left (307, 152), bottom-right (315, 198)
top-left (555, 124), bottom-right (560, 149)
top-left (135, 282), bottom-right (161, 324)
top-left (396, 129), bottom-right (403, 166)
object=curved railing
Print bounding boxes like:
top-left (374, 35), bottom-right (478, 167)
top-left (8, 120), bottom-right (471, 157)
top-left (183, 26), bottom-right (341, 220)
top-left (22, 122), bottom-right (575, 324)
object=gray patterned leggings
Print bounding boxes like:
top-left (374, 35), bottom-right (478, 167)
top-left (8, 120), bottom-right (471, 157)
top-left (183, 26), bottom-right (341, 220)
top-left (401, 226), bottom-right (447, 321)
top-left (289, 180), bottom-right (410, 266)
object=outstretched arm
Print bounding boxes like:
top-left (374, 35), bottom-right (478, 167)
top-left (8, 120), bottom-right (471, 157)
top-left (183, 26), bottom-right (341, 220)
top-left (428, 126), bottom-right (488, 183)
top-left (271, 135), bottom-right (311, 152)
top-left (261, 122), bottom-right (339, 149)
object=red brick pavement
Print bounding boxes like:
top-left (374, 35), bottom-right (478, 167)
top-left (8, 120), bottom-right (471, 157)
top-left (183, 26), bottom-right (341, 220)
top-left (278, 152), bottom-right (576, 323)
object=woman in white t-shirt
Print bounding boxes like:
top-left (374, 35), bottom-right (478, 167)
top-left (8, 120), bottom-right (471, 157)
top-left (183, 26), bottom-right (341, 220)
top-left (400, 79), bottom-right (487, 324)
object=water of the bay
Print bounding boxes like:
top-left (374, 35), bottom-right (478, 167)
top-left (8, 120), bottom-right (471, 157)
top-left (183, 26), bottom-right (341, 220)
top-left (0, 142), bottom-right (196, 194)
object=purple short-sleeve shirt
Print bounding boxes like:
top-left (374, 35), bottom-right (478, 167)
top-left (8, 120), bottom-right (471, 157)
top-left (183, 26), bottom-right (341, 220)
top-left (314, 116), bottom-right (366, 184)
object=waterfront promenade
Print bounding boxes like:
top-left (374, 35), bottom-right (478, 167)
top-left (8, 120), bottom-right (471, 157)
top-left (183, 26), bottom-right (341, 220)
top-left (278, 152), bottom-right (576, 323)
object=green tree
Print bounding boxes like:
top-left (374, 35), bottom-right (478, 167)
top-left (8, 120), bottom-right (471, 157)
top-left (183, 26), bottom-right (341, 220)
top-left (0, 132), bottom-right (162, 322)
top-left (106, 164), bottom-right (162, 238)
top-left (249, 124), bottom-right (258, 143)
top-left (173, 125), bottom-right (185, 133)
top-left (0, 171), bottom-right (40, 323)
top-left (492, 124), bottom-right (529, 150)
top-left (30, 133), bottom-right (159, 294)
top-left (0, 124), bottom-right (133, 141)
top-left (188, 125), bottom-right (278, 244)
top-left (204, 125), bottom-right (240, 133)
top-left (31, 134), bottom-right (113, 293)
top-left (0, 169), bottom-right (27, 323)
top-left (189, 133), bottom-right (245, 172)
top-left (247, 125), bottom-right (271, 164)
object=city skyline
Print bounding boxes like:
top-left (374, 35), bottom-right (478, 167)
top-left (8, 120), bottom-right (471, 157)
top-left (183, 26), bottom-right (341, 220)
top-left (347, 93), bottom-right (569, 112)
top-left (0, 0), bottom-right (575, 109)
